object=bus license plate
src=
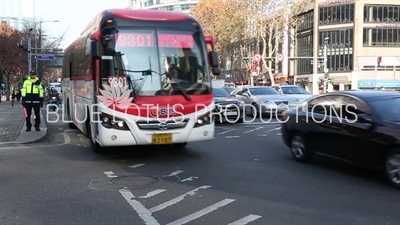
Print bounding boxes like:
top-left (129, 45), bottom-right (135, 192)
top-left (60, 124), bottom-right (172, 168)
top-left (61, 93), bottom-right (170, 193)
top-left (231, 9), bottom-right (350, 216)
top-left (152, 134), bottom-right (172, 144)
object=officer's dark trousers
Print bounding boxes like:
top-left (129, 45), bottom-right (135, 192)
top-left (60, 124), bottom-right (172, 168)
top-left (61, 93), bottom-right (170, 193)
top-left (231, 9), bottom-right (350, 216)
top-left (25, 103), bottom-right (41, 129)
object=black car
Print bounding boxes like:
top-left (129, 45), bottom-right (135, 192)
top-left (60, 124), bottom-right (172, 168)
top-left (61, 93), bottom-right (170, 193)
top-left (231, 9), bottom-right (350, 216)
top-left (281, 91), bottom-right (400, 189)
top-left (213, 88), bottom-right (245, 123)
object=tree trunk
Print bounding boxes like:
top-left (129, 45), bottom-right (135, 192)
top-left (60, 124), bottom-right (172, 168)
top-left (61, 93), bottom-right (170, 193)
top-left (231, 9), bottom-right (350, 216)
top-left (0, 73), bottom-right (2, 103)
top-left (5, 73), bottom-right (11, 101)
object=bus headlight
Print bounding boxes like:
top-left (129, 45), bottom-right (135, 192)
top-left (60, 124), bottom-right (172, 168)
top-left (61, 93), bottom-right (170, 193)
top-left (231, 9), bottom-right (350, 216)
top-left (100, 113), bottom-right (129, 130)
top-left (194, 111), bottom-right (212, 128)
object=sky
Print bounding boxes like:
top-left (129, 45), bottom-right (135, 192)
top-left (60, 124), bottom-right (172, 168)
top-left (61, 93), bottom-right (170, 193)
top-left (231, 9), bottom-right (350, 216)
top-left (24, 0), bottom-right (129, 47)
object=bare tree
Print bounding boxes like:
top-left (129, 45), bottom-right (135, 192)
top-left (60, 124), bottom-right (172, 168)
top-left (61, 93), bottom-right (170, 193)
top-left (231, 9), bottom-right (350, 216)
top-left (0, 22), bottom-right (27, 102)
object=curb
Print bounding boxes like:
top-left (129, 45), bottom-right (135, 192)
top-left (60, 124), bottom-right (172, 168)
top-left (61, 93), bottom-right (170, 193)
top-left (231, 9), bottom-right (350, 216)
top-left (13, 109), bottom-right (48, 144)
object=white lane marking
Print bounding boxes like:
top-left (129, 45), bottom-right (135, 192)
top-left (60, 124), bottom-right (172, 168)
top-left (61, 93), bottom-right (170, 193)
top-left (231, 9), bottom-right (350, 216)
top-left (277, 133), bottom-right (282, 135)
top-left (165, 199), bottom-right (235, 225)
top-left (217, 129), bottom-right (233, 135)
top-left (139, 189), bottom-right (166, 199)
top-left (227, 215), bottom-right (262, 225)
top-left (243, 127), bottom-right (263, 134)
top-left (258, 134), bottom-right (268, 136)
top-left (77, 134), bottom-right (84, 137)
top-left (119, 188), bottom-right (161, 225)
top-left (149, 185), bottom-right (211, 213)
top-left (104, 171), bottom-right (118, 178)
top-left (162, 170), bottom-right (184, 177)
top-left (180, 176), bottom-right (198, 182)
top-left (64, 129), bottom-right (79, 132)
top-left (58, 128), bottom-right (63, 130)
top-left (265, 127), bottom-right (281, 133)
top-left (225, 136), bottom-right (240, 139)
top-left (129, 164), bottom-right (145, 168)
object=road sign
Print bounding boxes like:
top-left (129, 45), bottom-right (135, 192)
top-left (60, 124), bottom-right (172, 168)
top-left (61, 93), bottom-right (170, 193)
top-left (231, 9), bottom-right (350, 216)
top-left (253, 53), bottom-right (261, 62)
top-left (35, 54), bottom-right (56, 61)
top-left (276, 53), bottom-right (284, 62)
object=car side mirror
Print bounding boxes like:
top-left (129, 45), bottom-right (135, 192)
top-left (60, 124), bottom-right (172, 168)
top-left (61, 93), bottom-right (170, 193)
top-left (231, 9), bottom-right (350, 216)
top-left (242, 93), bottom-right (249, 98)
top-left (358, 114), bottom-right (373, 124)
top-left (91, 41), bottom-right (101, 59)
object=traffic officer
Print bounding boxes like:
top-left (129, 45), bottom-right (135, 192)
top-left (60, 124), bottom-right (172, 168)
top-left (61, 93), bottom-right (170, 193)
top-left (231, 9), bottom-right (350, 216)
top-left (21, 71), bottom-right (44, 131)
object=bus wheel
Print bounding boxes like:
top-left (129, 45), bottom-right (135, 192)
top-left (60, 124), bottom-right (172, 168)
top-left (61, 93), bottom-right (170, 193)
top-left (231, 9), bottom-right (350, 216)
top-left (173, 143), bottom-right (187, 149)
top-left (67, 101), bottom-right (76, 129)
top-left (86, 118), bottom-right (103, 154)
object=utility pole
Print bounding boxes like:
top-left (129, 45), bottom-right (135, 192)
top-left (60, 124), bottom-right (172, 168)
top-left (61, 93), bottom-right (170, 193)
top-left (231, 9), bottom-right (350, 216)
top-left (28, 35), bottom-right (32, 72)
top-left (323, 37), bottom-right (329, 93)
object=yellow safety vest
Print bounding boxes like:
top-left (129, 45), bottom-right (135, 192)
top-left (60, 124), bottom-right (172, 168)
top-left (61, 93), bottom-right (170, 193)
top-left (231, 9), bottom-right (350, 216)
top-left (21, 77), bottom-right (44, 103)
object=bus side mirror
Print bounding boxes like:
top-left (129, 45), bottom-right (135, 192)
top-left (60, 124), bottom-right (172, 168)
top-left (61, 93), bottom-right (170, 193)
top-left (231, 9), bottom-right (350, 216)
top-left (212, 67), bottom-right (220, 75)
top-left (209, 51), bottom-right (219, 68)
top-left (91, 41), bottom-right (101, 59)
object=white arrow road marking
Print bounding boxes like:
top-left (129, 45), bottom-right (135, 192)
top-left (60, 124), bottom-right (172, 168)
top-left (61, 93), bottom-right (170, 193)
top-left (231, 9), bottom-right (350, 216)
top-left (139, 189), bottom-right (166, 199)
top-left (228, 215), bottom-right (262, 225)
top-left (162, 170), bottom-right (184, 177)
top-left (104, 171), bottom-right (117, 178)
top-left (129, 164), bottom-right (145, 168)
top-left (180, 177), bottom-right (198, 182)
top-left (119, 188), bottom-right (161, 225)
top-left (165, 199), bottom-right (235, 225)
top-left (149, 185), bottom-right (211, 213)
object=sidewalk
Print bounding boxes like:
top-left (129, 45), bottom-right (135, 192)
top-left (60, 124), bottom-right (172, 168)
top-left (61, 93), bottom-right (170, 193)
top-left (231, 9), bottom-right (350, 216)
top-left (0, 96), bottom-right (48, 144)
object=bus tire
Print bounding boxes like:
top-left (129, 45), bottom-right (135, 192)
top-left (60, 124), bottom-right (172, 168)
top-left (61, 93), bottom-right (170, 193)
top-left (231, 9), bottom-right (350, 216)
top-left (86, 116), bottom-right (103, 154)
top-left (67, 100), bottom-right (76, 129)
top-left (174, 143), bottom-right (187, 149)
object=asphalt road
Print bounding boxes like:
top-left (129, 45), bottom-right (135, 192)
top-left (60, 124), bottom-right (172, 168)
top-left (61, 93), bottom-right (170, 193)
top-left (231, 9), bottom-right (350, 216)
top-left (1, 111), bottom-right (399, 225)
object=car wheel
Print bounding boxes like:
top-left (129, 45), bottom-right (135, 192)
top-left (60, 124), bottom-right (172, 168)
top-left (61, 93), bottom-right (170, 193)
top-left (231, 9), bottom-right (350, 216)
top-left (384, 148), bottom-right (400, 189)
top-left (250, 103), bottom-right (258, 117)
top-left (290, 133), bottom-right (312, 163)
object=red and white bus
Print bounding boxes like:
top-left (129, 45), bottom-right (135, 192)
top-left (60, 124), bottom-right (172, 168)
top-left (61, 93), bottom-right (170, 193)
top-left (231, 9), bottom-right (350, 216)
top-left (62, 9), bottom-right (220, 153)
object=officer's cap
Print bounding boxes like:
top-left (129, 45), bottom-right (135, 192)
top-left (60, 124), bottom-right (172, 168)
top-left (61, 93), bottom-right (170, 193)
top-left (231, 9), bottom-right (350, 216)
top-left (30, 71), bottom-right (37, 75)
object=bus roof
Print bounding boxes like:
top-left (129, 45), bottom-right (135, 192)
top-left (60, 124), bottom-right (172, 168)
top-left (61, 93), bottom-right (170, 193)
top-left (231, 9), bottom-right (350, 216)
top-left (80, 9), bottom-right (192, 36)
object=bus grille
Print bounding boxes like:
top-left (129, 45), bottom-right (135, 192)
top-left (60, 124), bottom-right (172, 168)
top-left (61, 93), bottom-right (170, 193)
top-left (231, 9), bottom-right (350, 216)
top-left (136, 119), bottom-right (188, 130)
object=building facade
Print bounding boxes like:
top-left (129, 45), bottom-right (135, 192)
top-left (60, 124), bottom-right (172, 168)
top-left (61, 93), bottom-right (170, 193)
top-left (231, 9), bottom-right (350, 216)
top-left (128, 0), bottom-right (198, 13)
top-left (292, 0), bottom-right (400, 93)
top-left (0, 0), bottom-right (34, 30)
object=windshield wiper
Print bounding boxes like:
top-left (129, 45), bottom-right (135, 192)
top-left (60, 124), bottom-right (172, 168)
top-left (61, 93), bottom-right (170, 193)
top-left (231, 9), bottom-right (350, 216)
top-left (115, 68), bottom-right (191, 101)
top-left (165, 73), bottom-right (191, 101)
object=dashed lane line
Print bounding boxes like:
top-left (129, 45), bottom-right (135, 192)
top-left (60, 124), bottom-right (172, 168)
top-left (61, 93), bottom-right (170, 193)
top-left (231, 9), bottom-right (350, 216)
top-left (243, 127), bottom-right (263, 134)
top-left (225, 136), bottom-right (240, 139)
top-left (129, 164), bottom-right (145, 168)
top-left (217, 129), bottom-right (234, 135)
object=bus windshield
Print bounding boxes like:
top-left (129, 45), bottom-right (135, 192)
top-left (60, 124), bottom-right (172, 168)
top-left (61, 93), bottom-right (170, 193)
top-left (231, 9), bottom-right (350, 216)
top-left (100, 28), bottom-right (211, 96)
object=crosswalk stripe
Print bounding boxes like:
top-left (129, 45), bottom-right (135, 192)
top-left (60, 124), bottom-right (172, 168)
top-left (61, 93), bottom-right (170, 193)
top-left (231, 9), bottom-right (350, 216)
top-left (228, 215), bottom-right (262, 225)
top-left (165, 199), bottom-right (235, 225)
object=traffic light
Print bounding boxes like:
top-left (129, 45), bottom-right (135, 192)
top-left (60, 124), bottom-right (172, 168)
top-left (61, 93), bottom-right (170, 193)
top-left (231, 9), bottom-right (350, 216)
top-left (142, 70), bottom-right (152, 76)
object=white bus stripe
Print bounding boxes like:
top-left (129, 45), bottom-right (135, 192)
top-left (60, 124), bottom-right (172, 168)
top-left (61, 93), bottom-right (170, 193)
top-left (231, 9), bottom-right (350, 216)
top-left (119, 188), bottom-right (161, 225)
top-left (149, 185), bottom-right (211, 213)
top-left (227, 215), bottom-right (262, 225)
top-left (165, 199), bottom-right (235, 225)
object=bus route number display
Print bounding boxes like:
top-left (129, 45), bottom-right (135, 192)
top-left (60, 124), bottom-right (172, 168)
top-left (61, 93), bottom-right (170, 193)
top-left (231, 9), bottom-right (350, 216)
top-left (116, 33), bottom-right (194, 48)
top-left (108, 76), bottom-right (127, 88)
top-left (116, 33), bottom-right (154, 47)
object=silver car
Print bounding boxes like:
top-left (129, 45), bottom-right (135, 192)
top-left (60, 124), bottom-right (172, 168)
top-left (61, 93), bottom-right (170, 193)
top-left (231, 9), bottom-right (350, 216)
top-left (272, 85), bottom-right (313, 110)
top-left (233, 86), bottom-right (294, 116)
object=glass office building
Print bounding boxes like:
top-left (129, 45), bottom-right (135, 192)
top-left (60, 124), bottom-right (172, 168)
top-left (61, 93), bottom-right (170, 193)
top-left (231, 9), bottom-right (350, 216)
top-left (0, 0), bottom-right (33, 30)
